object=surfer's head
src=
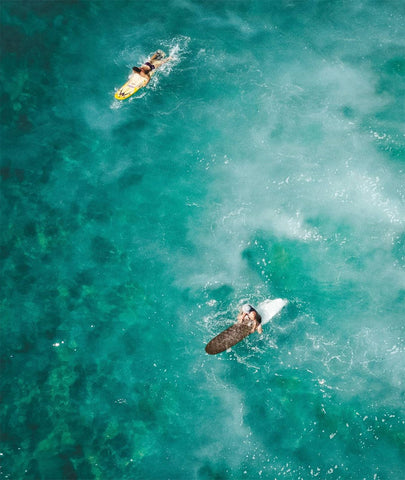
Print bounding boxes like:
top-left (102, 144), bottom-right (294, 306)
top-left (132, 66), bottom-right (141, 73)
top-left (242, 304), bottom-right (254, 313)
top-left (155, 50), bottom-right (165, 60)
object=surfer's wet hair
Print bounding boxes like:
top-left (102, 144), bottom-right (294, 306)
top-left (132, 66), bottom-right (141, 73)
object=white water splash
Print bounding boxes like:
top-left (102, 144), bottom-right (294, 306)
top-left (159, 35), bottom-right (191, 74)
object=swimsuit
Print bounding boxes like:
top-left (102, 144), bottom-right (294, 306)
top-left (144, 62), bottom-right (155, 71)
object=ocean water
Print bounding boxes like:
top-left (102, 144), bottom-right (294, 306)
top-left (1, 0), bottom-right (404, 479)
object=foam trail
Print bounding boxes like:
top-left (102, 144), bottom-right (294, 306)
top-left (169, 44), bottom-right (180, 60)
top-left (162, 35), bottom-right (191, 68)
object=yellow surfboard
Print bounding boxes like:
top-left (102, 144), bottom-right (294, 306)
top-left (114, 70), bottom-right (155, 100)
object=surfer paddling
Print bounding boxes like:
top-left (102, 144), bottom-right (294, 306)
top-left (130, 50), bottom-right (171, 86)
top-left (237, 304), bottom-right (262, 334)
top-left (115, 50), bottom-right (172, 100)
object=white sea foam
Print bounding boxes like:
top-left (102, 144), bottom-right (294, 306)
top-left (171, 37), bottom-right (405, 305)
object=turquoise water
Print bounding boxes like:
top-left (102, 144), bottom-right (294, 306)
top-left (1, 1), bottom-right (404, 479)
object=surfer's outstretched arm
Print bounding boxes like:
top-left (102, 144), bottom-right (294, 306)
top-left (256, 312), bottom-right (262, 334)
top-left (153, 57), bottom-right (172, 69)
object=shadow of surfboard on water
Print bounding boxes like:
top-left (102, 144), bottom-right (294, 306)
top-left (205, 298), bottom-right (288, 355)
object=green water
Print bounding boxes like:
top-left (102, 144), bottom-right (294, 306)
top-left (1, 1), bottom-right (404, 479)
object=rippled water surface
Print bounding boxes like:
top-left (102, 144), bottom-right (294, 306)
top-left (1, 1), bottom-right (404, 479)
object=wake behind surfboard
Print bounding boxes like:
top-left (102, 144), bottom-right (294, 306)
top-left (205, 298), bottom-right (287, 355)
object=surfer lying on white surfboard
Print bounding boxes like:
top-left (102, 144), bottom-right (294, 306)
top-left (129, 50), bottom-right (171, 86)
top-left (237, 304), bottom-right (262, 334)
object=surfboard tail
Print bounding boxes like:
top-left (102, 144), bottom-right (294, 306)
top-left (205, 323), bottom-right (252, 355)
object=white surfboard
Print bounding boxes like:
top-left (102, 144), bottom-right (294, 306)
top-left (257, 298), bottom-right (288, 325)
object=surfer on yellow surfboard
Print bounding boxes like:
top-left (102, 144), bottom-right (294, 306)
top-left (115, 50), bottom-right (172, 100)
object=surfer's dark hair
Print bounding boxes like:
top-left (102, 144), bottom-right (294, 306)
top-left (132, 66), bottom-right (141, 73)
